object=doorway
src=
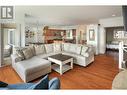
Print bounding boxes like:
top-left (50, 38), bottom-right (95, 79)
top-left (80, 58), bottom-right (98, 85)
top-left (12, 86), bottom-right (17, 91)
top-left (1, 23), bottom-right (16, 67)
top-left (105, 26), bottom-right (124, 61)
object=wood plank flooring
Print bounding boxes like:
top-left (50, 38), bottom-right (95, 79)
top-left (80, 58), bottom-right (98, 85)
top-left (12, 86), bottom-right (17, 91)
top-left (0, 53), bottom-right (119, 89)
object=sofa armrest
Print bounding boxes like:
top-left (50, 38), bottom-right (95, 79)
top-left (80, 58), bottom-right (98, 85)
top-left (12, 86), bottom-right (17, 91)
top-left (11, 54), bottom-right (22, 64)
top-left (49, 77), bottom-right (60, 89)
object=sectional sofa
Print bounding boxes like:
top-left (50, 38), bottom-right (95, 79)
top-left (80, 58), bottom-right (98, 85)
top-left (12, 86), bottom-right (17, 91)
top-left (11, 43), bottom-right (94, 82)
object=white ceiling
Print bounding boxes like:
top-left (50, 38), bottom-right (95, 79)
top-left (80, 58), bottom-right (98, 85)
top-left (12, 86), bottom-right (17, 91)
top-left (15, 6), bottom-right (122, 25)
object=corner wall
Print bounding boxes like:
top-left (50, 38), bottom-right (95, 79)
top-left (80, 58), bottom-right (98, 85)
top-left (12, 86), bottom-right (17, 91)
top-left (15, 7), bottom-right (25, 47)
top-left (98, 25), bottom-right (106, 54)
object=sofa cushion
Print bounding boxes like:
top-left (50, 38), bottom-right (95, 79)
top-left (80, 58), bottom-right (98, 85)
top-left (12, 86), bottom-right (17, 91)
top-left (53, 43), bottom-right (62, 53)
top-left (16, 56), bottom-right (51, 76)
top-left (62, 51), bottom-right (89, 58)
top-left (29, 46), bottom-right (36, 56)
top-left (81, 46), bottom-right (89, 57)
top-left (29, 75), bottom-right (49, 89)
top-left (22, 48), bottom-right (33, 59)
top-left (75, 45), bottom-right (82, 54)
top-left (34, 45), bottom-right (45, 55)
top-left (62, 43), bottom-right (70, 52)
top-left (69, 44), bottom-right (82, 55)
top-left (62, 51), bottom-right (90, 66)
top-left (69, 44), bottom-right (76, 53)
top-left (15, 50), bottom-right (25, 60)
top-left (14, 47), bottom-right (26, 60)
top-left (45, 44), bottom-right (54, 53)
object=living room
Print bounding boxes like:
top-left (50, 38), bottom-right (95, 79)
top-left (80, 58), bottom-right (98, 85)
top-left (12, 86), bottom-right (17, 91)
top-left (0, 5), bottom-right (127, 90)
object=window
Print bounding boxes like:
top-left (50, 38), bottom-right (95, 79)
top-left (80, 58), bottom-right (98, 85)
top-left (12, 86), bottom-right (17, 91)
top-left (8, 29), bottom-right (15, 45)
top-left (114, 30), bottom-right (124, 39)
top-left (66, 29), bottom-right (73, 39)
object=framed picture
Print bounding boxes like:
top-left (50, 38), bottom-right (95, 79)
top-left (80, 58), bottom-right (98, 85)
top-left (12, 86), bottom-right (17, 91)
top-left (89, 29), bottom-right (95, 41)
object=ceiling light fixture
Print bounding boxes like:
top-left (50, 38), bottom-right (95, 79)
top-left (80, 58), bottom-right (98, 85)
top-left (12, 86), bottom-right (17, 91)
top-left (112, 14), bottom-right (116, 17)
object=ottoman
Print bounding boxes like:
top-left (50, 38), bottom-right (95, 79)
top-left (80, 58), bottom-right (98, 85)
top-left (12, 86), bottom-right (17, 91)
top-left (13, 56), bottom-right (51, 82)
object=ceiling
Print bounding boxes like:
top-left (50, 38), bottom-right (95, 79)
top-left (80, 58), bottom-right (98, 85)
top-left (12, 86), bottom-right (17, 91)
top-left (15, 6), bottom-right (122, 25)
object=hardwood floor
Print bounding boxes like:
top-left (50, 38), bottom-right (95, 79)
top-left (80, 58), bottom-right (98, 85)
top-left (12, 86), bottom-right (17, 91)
top-left (106, 50), bottom-right (119, 62)
top-left (0, 54), bottom-right (119, 89)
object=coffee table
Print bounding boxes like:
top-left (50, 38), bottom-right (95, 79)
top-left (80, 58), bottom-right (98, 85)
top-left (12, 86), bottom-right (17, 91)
top-left (48, 54), bottom-right (73, 75)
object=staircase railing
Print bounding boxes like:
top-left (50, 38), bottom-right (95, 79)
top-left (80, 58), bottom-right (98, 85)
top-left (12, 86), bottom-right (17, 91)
top-left (119, 41), bottom-right (127, 69)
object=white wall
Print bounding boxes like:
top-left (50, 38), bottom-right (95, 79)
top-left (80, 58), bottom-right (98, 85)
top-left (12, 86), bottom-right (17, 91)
top-left (15, 8), bottom-right (25, 47)
top-left (98, 25), bottom-right (106, 54)
top-left (87, 24), bottom-right (99, 55)
top-left (99, 16), bottom-right (123, 27)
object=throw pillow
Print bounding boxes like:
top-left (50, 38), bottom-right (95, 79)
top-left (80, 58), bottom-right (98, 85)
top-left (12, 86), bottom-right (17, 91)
top-left (34, 45), bottom-right (45, 55)
top-left (81, 46), bottom-right (89, 57)
top-left (29, 75), bottom-right (49, 89)
top-left (75, 45), bottom-right (82, 55)
top-left (15, 48), bottom-right (25, 60)
top-left (22, 48), bottom-right (33, 59)
top-left (54, 43), bottom-right (62, 53)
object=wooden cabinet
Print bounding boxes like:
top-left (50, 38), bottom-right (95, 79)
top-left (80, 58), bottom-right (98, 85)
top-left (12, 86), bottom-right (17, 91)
top-left (44, 29), bottom-right (66, 44)
top-left (44, 28), bottom-right (76, 44)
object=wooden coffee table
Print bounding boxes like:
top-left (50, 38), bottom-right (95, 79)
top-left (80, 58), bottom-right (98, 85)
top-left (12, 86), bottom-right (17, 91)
top-left (48, 54), bottom-right (73, 75)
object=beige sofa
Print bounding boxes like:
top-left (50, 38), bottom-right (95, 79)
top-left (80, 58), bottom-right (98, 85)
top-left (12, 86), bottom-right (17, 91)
top-left (11, 43), bottom-right (94, 82)
top-left (61, 43), bottom-right (94, 66)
